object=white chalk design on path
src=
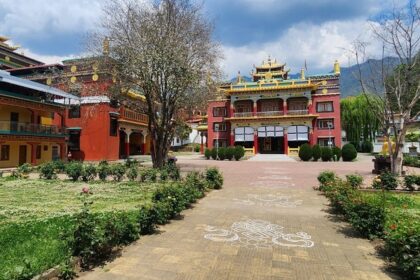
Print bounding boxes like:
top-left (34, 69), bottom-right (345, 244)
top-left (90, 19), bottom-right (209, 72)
top-left (249, 181), bottom-right (295, 187)
top-left (233, 194), bottom-right (302, 208)
top-left (204, 219), bottom-right (314, 248)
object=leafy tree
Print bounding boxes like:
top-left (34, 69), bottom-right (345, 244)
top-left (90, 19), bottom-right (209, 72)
top-left (100, 0), bottom-right (220, 168)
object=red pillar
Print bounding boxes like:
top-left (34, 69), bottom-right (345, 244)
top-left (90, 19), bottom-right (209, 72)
top-left (253, 100), bottom-right (257, 116)
top-left (230, 103), bottom-right (235, 117)
top-left (29, 143), bottom-right (37, 165)
top-left (254, 131), bottom-right (258, 154)
top-left (284, 132), bottom-right (288, 155)
top-left (283, 100), bottom-right (288, 115)
top-left (307, 99), bottom-right (313, 114)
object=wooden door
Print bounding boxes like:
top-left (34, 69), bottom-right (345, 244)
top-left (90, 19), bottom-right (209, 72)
top-left (19, 145), bottom-right (27, 166)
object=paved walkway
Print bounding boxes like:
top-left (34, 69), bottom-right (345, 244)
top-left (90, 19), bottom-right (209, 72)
top-left (248, 154), bottom-right (297, 162)
top-left (79, 155), bottom-right (398, 280)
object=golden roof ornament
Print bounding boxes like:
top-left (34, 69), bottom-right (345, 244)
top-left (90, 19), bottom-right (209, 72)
top-left (334, 60), bottom-right (340, 74)
top-left (300, 68), bottom-right (305, 80)
top-left (103, 37), bottom-right (110, 56)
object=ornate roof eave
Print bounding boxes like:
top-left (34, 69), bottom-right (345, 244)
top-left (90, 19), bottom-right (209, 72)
top-left (255, 63), bottom-right (286, 70)
top-left (225, 114), bottom-right (319, 122)
top-left (226, 83), bottom-right (318, 95)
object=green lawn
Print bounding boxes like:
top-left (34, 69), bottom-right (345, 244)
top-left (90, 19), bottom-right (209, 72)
top-left (0, 178), bottom-right (158, 279)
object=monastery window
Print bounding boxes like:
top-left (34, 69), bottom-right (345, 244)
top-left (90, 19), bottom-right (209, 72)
top-left (235, 103), bottom-right (252, 113)
top-left (287, 126), bottom-right (309, 141)
top-left (260, 101), bottom-right (278, 112)
top-left (316, 101), bottom-right (333, 112)
top-left (234, 127), bottom-right (254, 142)
top-left (257, 126), bottom-right (283, 137)
top-left (318, 138), bottom-right (335, 147)
top-left (317, 119), bottom-right (334, 129)
top-left (110, 117), bottom-right (118, 136)
top-left (68, 131), bottom-right (80, 151)
top-left (288, 100), bottom-right (307, 111)
top-left (213, 139), bottom-right (227, 148)
top-left (213, 122), bottom-right (226, 132)
top-left (213, 107), bottom-right (227, 117)
top-left (0, 145), bottom-right (10, 161)
top-left (68, 106), bottom-right (81, 118)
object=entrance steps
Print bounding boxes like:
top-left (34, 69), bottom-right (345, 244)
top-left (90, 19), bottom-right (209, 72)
top-left (248, 154), bottom-right (296, 162)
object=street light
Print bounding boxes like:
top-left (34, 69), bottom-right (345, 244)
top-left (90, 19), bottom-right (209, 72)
top-left (215, 123), bottom-right (219, 160)
top-left (327, 121), bottom-right (333, 148)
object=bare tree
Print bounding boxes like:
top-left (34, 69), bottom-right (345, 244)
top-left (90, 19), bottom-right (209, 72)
top-left (98, 0), bottom-right (220, 167)
top-left (352, 2), bottom-right (420, 174)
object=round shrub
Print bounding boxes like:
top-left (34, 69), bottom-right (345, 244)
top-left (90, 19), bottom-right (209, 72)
top-left (342, 143), bottom-right (357, 162)
top-left (126, 167), bottom-right (138, 181)
top-left (373, 170), bottom-right (398, 190)
top-left (82, 164), bottom-right (97, 181)
top-left (317, 171), bottom-right (337, 188)
top-left (298, 143), bottom-right (312, 161)
top-left (51, 160), bottom-right (66, 173)
top-left (312, 144), bottom-right (321, 161)
top-left (321, 147), bottom-right (333, 161)
top-left (205, 167), bottom-right (224, 189)
top-left (210, 148), bottom-right (217, 160)
top-left (346, 174), bottom-right (363, 189)
top-left (332, 146), bottom-right (342, 161)
top-left (65, 161), bottom-right (84, 181)
top-left (17, 163), bottom-right (32, 178)
top-left (225, 147), bottom-right (235, 161)
top-left (234, 145), bottom-right (245, 161)
top-left (39, 162), bottom-right (57, 180)
top-left (218, 147), bottom-right (226, 160)
top-left (97, 163), bottom-right (109, 181)
top-left (110, 163), bottom-right (126, 182)
top-left (204, 148), bottom-right (211, 160)
top-left (361, 141), bottom-right (373, 153)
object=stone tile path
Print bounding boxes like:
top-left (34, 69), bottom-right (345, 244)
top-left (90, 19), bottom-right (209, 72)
top-left (79, 155), bottom-right (398, 280)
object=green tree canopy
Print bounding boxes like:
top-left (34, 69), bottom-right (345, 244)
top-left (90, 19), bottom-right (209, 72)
top-left (341, 94), bottom-right (383, 143)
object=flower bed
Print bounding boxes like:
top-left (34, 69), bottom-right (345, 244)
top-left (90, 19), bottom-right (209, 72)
top-left (316, 171), bottom-right (420, 279)
top-left (0, 167), bottom-right (223, 279)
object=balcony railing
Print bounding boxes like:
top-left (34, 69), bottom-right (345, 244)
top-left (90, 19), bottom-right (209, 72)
top-left (232, 110), bottom-right (308, 118)
top-left (287, 109), bottom-right (309, 115)
top-left (0, 121), bottom-right (65, 136)
top-left (120, 108), bottom-right (148, 124)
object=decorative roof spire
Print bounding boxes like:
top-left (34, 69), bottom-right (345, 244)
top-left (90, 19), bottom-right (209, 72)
top-left (103, 37), bottom-right (110, 56)
top-left (300, 68), bottom-right (305, 80)
top-left (237, 71), bottom-right (242, 84)
top-left (333, 60), bottom-right (340, 74)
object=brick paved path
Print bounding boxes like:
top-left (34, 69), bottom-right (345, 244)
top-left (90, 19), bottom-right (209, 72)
top-left (79, 155), bottom-right (398, 280)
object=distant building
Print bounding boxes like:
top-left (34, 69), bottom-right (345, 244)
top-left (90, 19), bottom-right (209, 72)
top-left (0, 70), bottom-right (78, 168)
top-left (206, 58), bottom-right (341, 155)
top-left (9, 54), bottom-right (151, 161)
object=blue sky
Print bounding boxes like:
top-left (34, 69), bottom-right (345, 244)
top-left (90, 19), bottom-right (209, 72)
top-left (0, 0), bottom-right (411, 78)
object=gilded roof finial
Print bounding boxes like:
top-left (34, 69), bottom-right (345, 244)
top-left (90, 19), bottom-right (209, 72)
top-left (237, 71), bottom-right (242, 84)
top-left (103, 37), bottom-right (110, 56)
top-left (300, 68), bottom-right (305, 80)
top-left (334, 60), bottom-right (340, 74)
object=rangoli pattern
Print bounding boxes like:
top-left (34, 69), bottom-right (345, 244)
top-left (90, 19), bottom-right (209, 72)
top-left (233, 194), bottom-right (302, 207)
top-left (204, 219), bottom-right (314, 248)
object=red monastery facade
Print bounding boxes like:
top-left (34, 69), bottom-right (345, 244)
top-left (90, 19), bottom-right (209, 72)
top-left (207, 58), bottom-right (341, 155)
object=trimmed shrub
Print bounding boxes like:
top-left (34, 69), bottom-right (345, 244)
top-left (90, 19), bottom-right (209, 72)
top-left (51, 160), bottom-right (66, 173)
top-left (332, 146), bottom-right (342, 161)
top-left (218, 147), bottom-right (226, 160)
top-left (204, 148), bottom-right (211, 160)
top-left (372, 170), bottom-right (398, 190)
top-left (312, 144), bottom-right (321, 161)
top-left (404, 175), bottom-right (420, 191)
top-left (234, 145), bottom-right (245, 161)
top-left (361, 141), bottom-right (373, 153)
top-left (345, 174), bottom-right (363, 189)
top-left (126, 167), bottom-right (138, 181)
top-left (342, 143), bottom-right (357, 162)
top-left (226, 147), bottom-right (235, 161)
top-left (65, 161), bottom-right (84, 181)
top-left (384, 218), bottom-right (420, 279)
top-left (109, 164), bottom-right (126, 182)
top-left (321, 147), bottom-right (333, 161)
top-left (39, 162), bottom-right (57, 180)
top-left (184, 171), bottom-right (206, 200)
top-left (82, 164), bottom-right (97, 182)
top-left (97, 163), bottom-right (109, 181)
top-left (210, 148), bottom-right (217, 160)
top-left (317, 171), bottom-right (337, 189)
top-left (345, 198), bottom-right (386, 239)
top-left (298, 144), bottom-right (312, 161)
top-left (140, 168), bottom-right (157, 182)
top-left (205, 167), bottom-right (224, 189)
top-left (350, 141), bottom-right (361, 152)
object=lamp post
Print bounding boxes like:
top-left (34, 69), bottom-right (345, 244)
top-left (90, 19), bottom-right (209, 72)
top-left (328, 121), bottom-right (333, 148)
top-left (215, 123), bottom-right (219, 160)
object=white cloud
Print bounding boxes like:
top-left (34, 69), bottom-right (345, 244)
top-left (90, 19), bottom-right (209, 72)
top-left (19, 48), bottom-right (76, 65)
top-left (0, 0), bottom-right (102, 38)
top-left (220, 18), bottom-right (383, 78)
